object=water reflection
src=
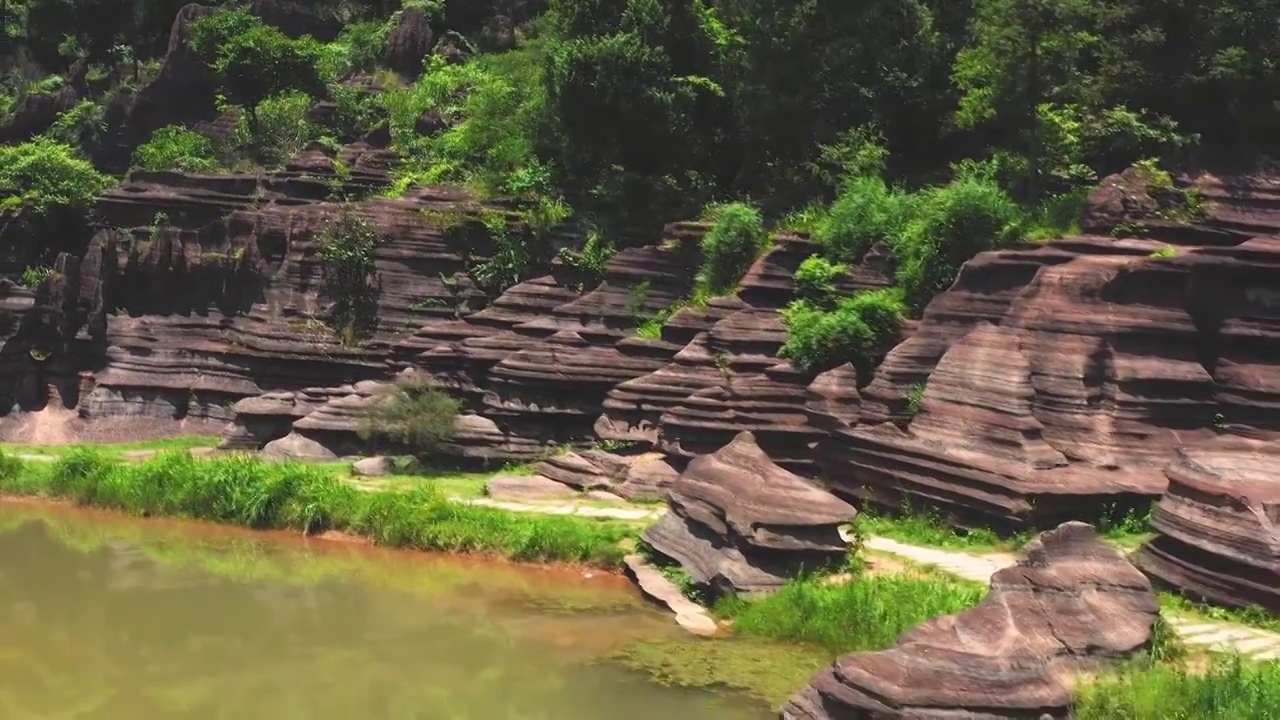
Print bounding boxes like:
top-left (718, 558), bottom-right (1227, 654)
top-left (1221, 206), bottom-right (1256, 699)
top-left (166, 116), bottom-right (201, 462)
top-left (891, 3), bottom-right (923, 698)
top-left (0, 508), bottom-right (769, 720)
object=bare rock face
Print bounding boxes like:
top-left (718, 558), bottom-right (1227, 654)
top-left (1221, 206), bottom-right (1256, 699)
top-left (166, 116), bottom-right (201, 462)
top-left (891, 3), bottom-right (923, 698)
top-left (805, 363), bottom-right (861, 433)
top-left (782, 522), bottom-right (1159, 720)
top-left (643, 431), bottom-right (856, 595)
top-left (477, 226), bottom-right (703, 444)
top-left (603, 236), bottom-right (837, 473)
top-left (1135, 435), bottom-right (1280, 612)
top-left (828, 218), bottom-right (1280, 530)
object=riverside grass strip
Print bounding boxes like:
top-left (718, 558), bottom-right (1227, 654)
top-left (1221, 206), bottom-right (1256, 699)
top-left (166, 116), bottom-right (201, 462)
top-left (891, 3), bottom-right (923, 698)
top-left (0, 448), bottom-right (634, 568)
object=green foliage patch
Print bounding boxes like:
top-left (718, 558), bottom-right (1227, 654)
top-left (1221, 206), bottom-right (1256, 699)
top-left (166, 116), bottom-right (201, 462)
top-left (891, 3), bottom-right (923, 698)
top-left (0, 137), bottom-right (114, 217)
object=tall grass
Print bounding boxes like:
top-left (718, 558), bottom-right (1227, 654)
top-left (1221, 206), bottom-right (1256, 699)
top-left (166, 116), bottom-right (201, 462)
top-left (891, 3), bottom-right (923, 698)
top-left (0, 450), bottom-right (632, 567)
top-left (716, 573), bottom-right (986, 653)
top-left (1074, 655), bottom-right (1280, 720)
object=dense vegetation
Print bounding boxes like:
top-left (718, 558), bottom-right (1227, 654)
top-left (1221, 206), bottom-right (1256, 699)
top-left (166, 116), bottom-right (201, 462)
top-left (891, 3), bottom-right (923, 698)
top-left (0, 0), bottom-right (1274, 356)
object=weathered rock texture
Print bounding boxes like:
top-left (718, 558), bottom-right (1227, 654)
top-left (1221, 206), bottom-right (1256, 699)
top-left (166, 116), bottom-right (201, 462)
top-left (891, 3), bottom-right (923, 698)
top-left (782, 522), bottom-right (1159, 720)
top-left (643, 431), bottom-right (856, 595)
top-left (1135, 434), bottom-right (1280, 612)
top-left (600, 235), bottom-right (859, 475)
top-left (822, 171), bottom-right (1280, 531)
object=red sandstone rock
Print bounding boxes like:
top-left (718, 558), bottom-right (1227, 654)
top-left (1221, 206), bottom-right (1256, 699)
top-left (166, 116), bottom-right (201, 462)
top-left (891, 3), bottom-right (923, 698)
top-left (644, 431), bottom-right (856, 595)
top-left (1135, 434), bottom-right (1280, 612)
top-left (782, 522), bottom-right (1159, 720)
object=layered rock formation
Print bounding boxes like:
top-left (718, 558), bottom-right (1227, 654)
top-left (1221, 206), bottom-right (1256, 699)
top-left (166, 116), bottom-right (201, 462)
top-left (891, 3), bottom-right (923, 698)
top-left (600, 235), bottom-right (861, 475)
top-left (643, 431), bottom-right (856, 595)
top-left (821, 171), bottom-right (1280, 531)
top-left (1135, 435), bottom-right (1280, 612)
top-left (782, 522), bottom-right (1159, 720)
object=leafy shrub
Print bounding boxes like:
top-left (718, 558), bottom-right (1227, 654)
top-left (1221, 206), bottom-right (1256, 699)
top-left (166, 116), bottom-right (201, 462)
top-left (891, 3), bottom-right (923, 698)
top-left (330, 84), bottom-right (382, 139)
top-left (0, 137), bottom-right (113, 216)
top-left (334, 20), bottom-right (391, 74)
top-left (20, 265), bottom-right (55, 288)
top-left (358, 374), bottom-right (463, 454)
top-left (557, 227), bottom-right (616, 288)
top-left (697, 202), bottom-right (768, 297)
top-left (190, 9), bottom-right (325, 125)
top-left (315, 204), bottom-right (382, 343)
top-left (383, 49), bottom-right (553, 200)
top-left (46, 99), bottom-right (106, 150)
top-left (133, 125), bottom-right (220, 173)
top-left (793, 255), bottom-right (846, 304)
top-left (894, 178), bottom-right (1024, 311)
top-left (252, 91), bottom-right (320, 167)
top-left (811, 125), bottom-right (889, 190)
top-left (1149, 245), bottom-right (1179, 259)
top-left (780, 287), bottom-right (906, 376)
top-left (815, 176), bottom-right (915, 263)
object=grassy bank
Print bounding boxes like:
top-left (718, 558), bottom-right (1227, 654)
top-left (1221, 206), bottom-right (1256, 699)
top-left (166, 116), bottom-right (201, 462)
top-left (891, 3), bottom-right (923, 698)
top-left (716, 572), bottom-right (987, 653)
top-left (0, 449), bottom-right (635, 567)
top-left (1075, 655), bottom-right (1280, 719)
top-left (616, 568), bottom-right (989, 708)
top-left (1, 435), bottom-right (222, 457)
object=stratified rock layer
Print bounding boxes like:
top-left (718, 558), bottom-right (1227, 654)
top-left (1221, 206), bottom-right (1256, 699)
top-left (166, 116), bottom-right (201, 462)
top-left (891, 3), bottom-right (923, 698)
top-left (824, 174), bottom-right (1280, 530)
top-left (782, 522), bottom-right (1159, 720)
top-left (643, 431), bottom-right (855, 595)
top-left (1135, 435), bottom-right (1280, 612)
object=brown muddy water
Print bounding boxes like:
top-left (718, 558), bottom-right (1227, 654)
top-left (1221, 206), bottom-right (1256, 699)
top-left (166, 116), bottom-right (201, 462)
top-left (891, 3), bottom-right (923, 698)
top-left (0, 504), bottom-right (772, 719)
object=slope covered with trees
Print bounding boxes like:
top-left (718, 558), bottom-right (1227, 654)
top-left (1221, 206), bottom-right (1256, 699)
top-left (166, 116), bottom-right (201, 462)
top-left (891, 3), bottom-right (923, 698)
top-left (0, 0), bottom-right (1274, 372)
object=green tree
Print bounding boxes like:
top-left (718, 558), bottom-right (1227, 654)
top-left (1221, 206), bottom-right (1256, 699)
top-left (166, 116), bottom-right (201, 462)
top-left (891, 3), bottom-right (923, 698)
top-left (190, 9), bottom-right (325, 133)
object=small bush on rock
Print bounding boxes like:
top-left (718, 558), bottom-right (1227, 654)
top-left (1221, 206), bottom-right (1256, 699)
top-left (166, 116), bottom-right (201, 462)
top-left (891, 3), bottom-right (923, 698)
top-left (780, 287), bottom-right (906, 376)
top-left (894, 178), bottom-right (1024, 312)
top-left (697, 202), bottom-right (768, 297)
top-left (315, 204), bottom-right (383, 343)
top-left (133, 126), bottom-right (221, 173)
top-left (794, 256), bottom-right (847, 305)
top-left (814, 176), bottom-right (915, 263)
top-left (0, 137), bottom-right (113, 217)
top-left (251, 91), bottom-right (320, 168)
top-left (358, 374), bottom-right (463, 455)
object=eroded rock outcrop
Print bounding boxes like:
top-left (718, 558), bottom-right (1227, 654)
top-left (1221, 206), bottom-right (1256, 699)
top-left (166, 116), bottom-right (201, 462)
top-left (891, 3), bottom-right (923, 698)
top-left (644, 431), bottom-right (856, 595)
top-left (1135, 435), bottom-right (1280, 613)
top-left (601, 236), bottom-right (841, 474)
top-left (825, 171), bottom-right (1280, 530)
top-left (782, 522), bottom-right (1159, 720)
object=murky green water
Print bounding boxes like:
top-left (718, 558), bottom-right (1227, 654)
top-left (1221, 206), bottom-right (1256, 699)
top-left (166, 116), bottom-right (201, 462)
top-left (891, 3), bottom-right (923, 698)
top-left (0, 505), bottom-right (771, 720)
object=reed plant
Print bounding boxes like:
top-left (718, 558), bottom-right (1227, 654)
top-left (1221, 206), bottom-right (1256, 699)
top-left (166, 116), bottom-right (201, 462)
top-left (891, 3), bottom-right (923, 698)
top-left (0, 449), bottom-right (631, 567)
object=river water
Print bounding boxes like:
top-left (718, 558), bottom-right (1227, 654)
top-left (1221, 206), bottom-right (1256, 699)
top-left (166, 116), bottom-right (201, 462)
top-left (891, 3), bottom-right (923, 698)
top-left (0, 505), bottom-right (772, 719)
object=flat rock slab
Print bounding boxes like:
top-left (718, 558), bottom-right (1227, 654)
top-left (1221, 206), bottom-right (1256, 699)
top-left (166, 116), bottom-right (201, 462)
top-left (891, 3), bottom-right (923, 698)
top-left (623, 554), bottom-right (719, 637)
top-left (485, 474), bottom-right (580, 502)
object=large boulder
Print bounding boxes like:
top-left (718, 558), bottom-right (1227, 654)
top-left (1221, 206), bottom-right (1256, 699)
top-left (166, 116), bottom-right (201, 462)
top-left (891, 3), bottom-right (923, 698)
top-left (383, 6), bottom-right (434, 78)
top-left (782, 522), bottom-right (1159, 720)
top-left (643, 431), bottom-right (856, 595)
